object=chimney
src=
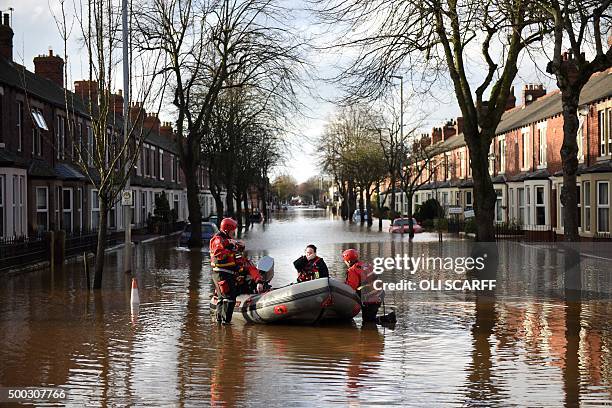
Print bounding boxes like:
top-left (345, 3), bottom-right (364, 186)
top-left (74, 80), bottom-right (99, 106)
top-left (0, 13), bottom-right (13, 61)
top-left (111, 91), bottom-right (124, 116)
top-left (432, 127), bottom-right (442, 144)
top-left (505, 86), bottom-right (516, 111)
top-left (144, 113), bottom-right (161, 133)
top-left (522, 83), bottom-right (546, 106)
top-left (129, 102), bottom-right (146, 125)
top-left (34, 49), bottom-right (64, 88)
top-left (160, 122), bottom-right (173, 139)
top-left (455, 117), bottom-right (464, 135)
top-left (442, 119), bottom-right (456, 141)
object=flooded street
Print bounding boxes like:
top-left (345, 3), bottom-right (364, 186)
top-left (1, 209), bottom-right (611, 406)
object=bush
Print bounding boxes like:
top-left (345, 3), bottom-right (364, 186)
top-left (464, 218), bottom-right (477, 234)
top-left (422, 219), bottom-right (434, 229)
top-left (154, 192), bottom-right (171, 222)
top-left (434, 217), bottom-right (448, 231)
top-left (414, 198), bottom-right (443, 222)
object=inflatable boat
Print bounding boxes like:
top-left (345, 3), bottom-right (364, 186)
top-left (210, 277), bottom-right (362, 324)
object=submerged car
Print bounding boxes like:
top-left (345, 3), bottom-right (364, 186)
top-left (179, 222), bottom-right (219, 246)
top-left (389, 218), bottom-right (424, 234)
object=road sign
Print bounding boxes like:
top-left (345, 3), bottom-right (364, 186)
top-left (464, 209), bottom-right (475, 218)
top-left (448, 207), bottom-right (463, 214)
top-left (122, 190), bottom-right (133, 206)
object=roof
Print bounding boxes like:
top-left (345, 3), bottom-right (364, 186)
top-left (0, 57), bottom-right (89, 115)
top-left (0, 148), bottom-right (29, 168)
top-left (580, 159), bottom-right (612, 174)
top-left (130, 174), bottom-right (182, 190)
top-left (55, 163), bottom-right (86, 180)
top-left (29, 159), bottom-right (57, 178)
top-left (497, 70), bottom-right (612, 134)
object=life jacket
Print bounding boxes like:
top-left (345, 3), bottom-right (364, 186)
top-left (298, 256), bottom-right (321, 282)
top-left (347, 261), bottom-right (383, 304)
top-left (209, 231), bottom-right (238, 272)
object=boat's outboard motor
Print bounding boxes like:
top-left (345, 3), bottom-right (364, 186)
top-left (257, 256), bottom-right (274, 283)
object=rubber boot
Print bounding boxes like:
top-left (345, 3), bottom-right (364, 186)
top-left (221, 299), bottom-right (235, 325)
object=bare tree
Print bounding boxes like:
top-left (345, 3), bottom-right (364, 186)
top-left (314, 0), bottom-right (548, 241)
top-left (539, 0), bottom-right (612, 241)
top-left (56, 0), bottom-right (161, 288)
top-left (136, 0), bottom-right (304, 247)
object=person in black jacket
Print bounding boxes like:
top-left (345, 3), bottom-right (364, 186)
top-left (293, 244), bottom-right (329, 283)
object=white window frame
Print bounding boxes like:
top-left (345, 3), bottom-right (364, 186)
top-left (521, 127), bottom-right (530, 171)
top-left (16, 101), bottom-right (23, 152)
top-left (465, 191), bottom-right (472, 207)
top-left (159, 148), bottom-right (164, 180)
top-left (597, 181), bottom-right (610, 233)
top-left (518, 187), bottom-right (525, 226)
top-left (494, 189), bottom-right (503, 223)
top-left (584, 181), bottom-right (591, 232)
top-left (535, 185), bottom-right (546, 226)
top-left (526, 186), bottom-right (531, 225)
top-left (577, 116), bottom-right (585, 162)
top-left (558, 183), bottom-right (564, 229)
top-left (62, 188), bottom-right (73, 233)
top-left (538, 123), bottom-right (547, 168)
top-left (91, 189), bottom-right (100, 230)
top-left (35, 186), bottom-right (49, 233)
top-left (599, 109), bottom-right (610, 157)
top-left (499, 136), bottom-right (506, 174)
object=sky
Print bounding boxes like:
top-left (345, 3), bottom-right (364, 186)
top-left (4, 0), bottom-right (560, 184)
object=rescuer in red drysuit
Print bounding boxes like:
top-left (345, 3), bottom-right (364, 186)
top-left (210, 218), bottom-right (264, 324)
top-left (342, 248), bottom-right (383, 322)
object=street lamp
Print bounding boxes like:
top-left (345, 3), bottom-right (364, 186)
top-left (122, 0), bottom-right (132, 274)
top-left (390, 75), bottom-right (404, 217)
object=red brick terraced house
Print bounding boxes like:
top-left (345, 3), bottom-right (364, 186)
top-left (400, 70), bottom-right (612, 240)
top-left (0, 14), bottom-right (233, 238)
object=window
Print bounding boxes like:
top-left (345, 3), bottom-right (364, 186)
top-left (488, 143), bottom-right (495, 175)
top-left (173, 193), bottom-right (179, 213)
top-left (74, 122), bottom-right (82, 159)
top-left (442, 192), bottom-right (449, 206)
top-left (36, 187), bottom-right (49, 233)
top-left (87, 126), bottom-right (94, 166)
top-left (584, 181), bottom-right (591, 232)
top-left (526, 186), bottom-right (531, 224)
top-left (76, 188), bottom-right (82, 232)
top-left (577, 117), bottom-right (584, 162)
top-left (521, 128), bottom-right (530, 170)
top-left (455, 191), bottom-right (460, 206)
top-left (141, 191), bottom-right (147, 225)
top-left (0, 176), bottom-right (4, 237)
top-left (518, 188), bottom-right (525, 225)
top-left (558, 184), bottom-right (564, 229)
top-left (459, 151), bottom-right (465, 178)
top-left (538, 125), bottom-right (547, 166)
top-left (32, 128), bottom-right (42, 157)
top-left (535, 186), bottom-right (545, 225)
top-left (91, 189), bottom-right (100, 230)
top-left (577, 184), bottom-right (581, 229)
top-left (144, 144), bottom-right (150, 176)
top-left (151, 146), bottom-right (157, 177)
top-left (63, 188), bottom-right (73, 233)
top-left (465, 191), bottom-right (472, 208)
top-left (509, 188), bottom-right (514, 221)
top-left (56, 115), bottom-right (66, 159)
top-left (16, 101), bottom-right (23, 151)
top-left (499, 137), bottom-right (506, 173)
top-left (159, 148), bottom-right (164, 180)
top-left (597, 181), bottom-right (609, 233)
top-left (600, 109), bottom-right (612, 156)
top-left (495, 189), bottom-right (503, 223)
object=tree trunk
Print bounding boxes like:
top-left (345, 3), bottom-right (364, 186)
top-left (376, 182), bottom-right (382, 231)
top-left (407, 192), bottom-right (414, 240)
top-left (359, 187), bottom-right (365, 224)
top-left (185, 165), bottom-right (202, 247)
top-left (365, 188), bottom-right (373, 226)
top-left (235, 191), bottom-right (243, 229)
top-left (225, 186), bottom-right (235, 218)
top-left (93, 197), bottom-right (108, 289)
top-left (243, 190), bottom-right (251, 228)
top-left (560, 91), bottom-right (580, 241)
top-left (389, 173), bottom-right (396, 220)
top-left (468, 135), bottom-right (496, 242)
top-left (259, 184), bottom-right (268, 221)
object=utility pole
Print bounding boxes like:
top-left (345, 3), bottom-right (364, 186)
top-left (391, 75), bottom-right (404, 218)
top-left (122, 0), bottom-right (132, 274)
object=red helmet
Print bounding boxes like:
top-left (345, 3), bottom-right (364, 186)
top-left (342, 249), bottom-right (359, 263)
top-left (220, 218), bottom-right (238, 233)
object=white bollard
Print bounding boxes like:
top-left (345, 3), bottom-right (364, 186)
top-left (130, 278), bottom-right (140, 305)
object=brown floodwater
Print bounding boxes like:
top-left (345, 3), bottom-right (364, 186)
top-left (0, 209), bottom-right (611, 406)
